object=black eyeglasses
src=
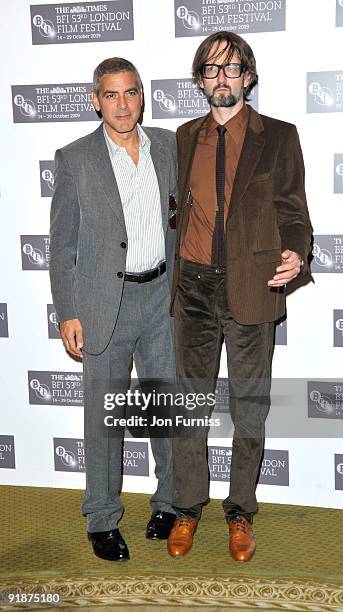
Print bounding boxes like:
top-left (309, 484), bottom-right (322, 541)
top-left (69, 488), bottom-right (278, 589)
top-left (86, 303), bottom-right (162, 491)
top-left (201, 63), bottom-right (246, 79)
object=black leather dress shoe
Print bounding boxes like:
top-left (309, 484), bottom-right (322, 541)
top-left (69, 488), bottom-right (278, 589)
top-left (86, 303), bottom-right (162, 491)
top-left (146, 511), bottom-right (176, 540)
top-left (88, 528), bottom-right (129, 561)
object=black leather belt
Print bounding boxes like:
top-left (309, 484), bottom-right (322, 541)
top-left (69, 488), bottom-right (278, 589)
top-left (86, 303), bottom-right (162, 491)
top-left (124, 261), bottom-right (166, 283)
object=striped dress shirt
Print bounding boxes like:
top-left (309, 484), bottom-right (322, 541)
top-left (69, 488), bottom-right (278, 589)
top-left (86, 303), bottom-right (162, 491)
top-left (103, 124), bottom-right (165, 273)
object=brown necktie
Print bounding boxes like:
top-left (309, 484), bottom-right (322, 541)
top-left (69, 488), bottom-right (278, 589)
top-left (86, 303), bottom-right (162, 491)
top-left (211, 125), bottom-right (227, 267)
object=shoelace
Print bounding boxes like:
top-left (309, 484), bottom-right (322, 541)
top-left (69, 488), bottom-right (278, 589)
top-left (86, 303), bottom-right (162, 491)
top-left (230, 517), bottom-right (248, 534)
top-left (176, 516), bottom-right (195, 528)
top-left (107, 530), bottom-right (124, 542)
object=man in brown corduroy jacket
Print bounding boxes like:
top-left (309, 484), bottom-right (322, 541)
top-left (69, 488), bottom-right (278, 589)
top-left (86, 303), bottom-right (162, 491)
top-left (167, 31), bottom-right (313, 562)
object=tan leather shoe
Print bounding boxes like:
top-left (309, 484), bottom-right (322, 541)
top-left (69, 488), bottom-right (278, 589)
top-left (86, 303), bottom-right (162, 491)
top-left (228, 515), bottom-right (256, 562)
top-left (167, 516), bottom-right (198, 557)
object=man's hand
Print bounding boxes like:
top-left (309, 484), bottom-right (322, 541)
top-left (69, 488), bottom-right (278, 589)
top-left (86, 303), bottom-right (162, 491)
top-left (60, 318), bottom-right (83, 358)
top-left (267, 249), bottom-right (303, 288)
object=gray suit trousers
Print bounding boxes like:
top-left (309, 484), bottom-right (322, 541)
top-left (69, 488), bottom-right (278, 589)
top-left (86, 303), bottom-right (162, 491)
top-left (81, 272), bottom-right (175, 533)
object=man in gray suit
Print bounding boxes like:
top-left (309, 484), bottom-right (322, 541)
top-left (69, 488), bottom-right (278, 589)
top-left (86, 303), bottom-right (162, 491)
top-left (49, 58), bottom-right (177, 561)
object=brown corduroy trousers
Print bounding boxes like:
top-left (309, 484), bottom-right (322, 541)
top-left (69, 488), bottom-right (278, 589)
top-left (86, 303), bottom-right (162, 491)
top-left (172, 258), bottom-right (275, 520)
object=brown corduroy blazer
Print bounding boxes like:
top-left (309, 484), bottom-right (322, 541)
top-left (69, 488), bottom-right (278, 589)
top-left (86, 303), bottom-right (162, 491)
top-left (171, 106), bottom-right (313, 325)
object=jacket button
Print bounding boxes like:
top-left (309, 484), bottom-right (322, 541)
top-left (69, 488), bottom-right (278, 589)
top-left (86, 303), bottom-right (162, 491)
top-left (120, 242), bottom-right (127, 248)
top-left (117, 272), bottom-right (123, 278)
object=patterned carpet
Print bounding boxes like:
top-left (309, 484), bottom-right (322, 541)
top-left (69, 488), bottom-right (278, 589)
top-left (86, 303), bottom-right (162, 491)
top-left (0, 485), bottom-right (342, 609)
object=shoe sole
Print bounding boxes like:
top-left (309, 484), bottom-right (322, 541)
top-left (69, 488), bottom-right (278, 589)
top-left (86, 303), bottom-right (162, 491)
top-left (229, 549), bottom-right (256, 562)
top-left (93, 553), bottom-right (130, 562)
top-left (167, 549), bottom-right (191, 558)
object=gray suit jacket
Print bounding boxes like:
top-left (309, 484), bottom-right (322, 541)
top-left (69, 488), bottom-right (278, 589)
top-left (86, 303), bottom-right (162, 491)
top-left (49, 123), bottom-right (177, 355)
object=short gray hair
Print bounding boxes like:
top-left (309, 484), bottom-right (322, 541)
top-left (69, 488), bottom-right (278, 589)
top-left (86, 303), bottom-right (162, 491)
top-left (93, 57), bottom-right (142, 95)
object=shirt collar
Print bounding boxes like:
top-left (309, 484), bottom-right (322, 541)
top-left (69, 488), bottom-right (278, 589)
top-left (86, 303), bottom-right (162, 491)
top-left (205, 103), bottom-right (249, 143)
top-left (103, 122), bottom-right (150, 155)
top-left (137, 124), bottom-right (151, 150)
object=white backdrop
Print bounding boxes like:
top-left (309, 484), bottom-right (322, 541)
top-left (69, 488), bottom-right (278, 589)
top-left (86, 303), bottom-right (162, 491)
top-left (0, 0), bottom-right (342, 510)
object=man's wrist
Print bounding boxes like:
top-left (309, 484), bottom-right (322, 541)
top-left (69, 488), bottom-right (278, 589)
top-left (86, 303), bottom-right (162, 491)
top-left (294, 252), bottom-right (304, 267)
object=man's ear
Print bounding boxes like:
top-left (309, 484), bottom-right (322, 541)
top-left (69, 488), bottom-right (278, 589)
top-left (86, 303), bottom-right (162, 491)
top-left (197, 77), bottom-right (204, 90)
top-left (243, 71), bottom-right (252, 90)
top-left (91, 90), bottom-right (100, 112)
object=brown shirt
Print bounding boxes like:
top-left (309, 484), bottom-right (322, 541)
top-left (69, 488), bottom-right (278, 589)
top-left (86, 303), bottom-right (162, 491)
top-left (181, 104), bottom-right (249, 264)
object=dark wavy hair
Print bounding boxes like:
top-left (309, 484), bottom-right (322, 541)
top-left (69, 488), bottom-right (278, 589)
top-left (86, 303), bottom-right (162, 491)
top-left (93, 57), bottom-right (142, 95)
top-left (192, 31), bottom-right (258, 100)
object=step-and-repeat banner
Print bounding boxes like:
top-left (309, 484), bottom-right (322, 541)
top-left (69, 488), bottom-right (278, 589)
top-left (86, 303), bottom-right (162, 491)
top-left (0, 0), bottom-right (342, 510)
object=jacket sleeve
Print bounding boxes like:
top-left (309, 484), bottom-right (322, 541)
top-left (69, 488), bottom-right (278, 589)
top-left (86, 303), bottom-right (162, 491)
top-left (273, 125), bottom-right (313, 285)
top-left (49, 149), bottom-right (80, 322)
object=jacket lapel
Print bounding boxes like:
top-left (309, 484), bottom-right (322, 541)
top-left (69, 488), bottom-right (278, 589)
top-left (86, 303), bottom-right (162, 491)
top-left (177, 116), bottom-right (208, 249)
top-left (229, 107), bottom-right (265, 219)
top-left (88, 124), bottom-right (126, 229)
